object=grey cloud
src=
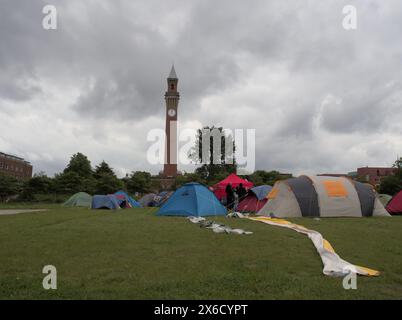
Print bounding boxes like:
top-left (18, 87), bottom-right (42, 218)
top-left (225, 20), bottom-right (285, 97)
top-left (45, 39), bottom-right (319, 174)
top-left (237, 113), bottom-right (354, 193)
top-left (0, 75), bottom-right (41, 101)
top-left (319, 83), bottom-right (402, 134)
top-left (1, 0), bottom-right (402, 176)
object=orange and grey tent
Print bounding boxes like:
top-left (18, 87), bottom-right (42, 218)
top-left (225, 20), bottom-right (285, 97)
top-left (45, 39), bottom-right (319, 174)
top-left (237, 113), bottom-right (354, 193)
top-left (258, 175), bottom-right (390, 218)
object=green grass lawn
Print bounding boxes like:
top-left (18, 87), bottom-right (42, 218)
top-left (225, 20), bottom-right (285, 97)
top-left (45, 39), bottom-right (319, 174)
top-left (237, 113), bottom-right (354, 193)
top-left (0, 205), bottom-right (402, 300)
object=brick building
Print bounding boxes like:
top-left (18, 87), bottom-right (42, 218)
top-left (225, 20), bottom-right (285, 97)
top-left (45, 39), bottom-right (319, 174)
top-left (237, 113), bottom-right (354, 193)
top-left (357, 167), bottom-right (397, 186)
top-left (0, 152), bottom-right (33, 180)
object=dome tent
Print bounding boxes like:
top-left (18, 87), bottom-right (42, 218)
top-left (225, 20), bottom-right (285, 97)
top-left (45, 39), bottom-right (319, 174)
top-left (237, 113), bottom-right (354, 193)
top-left (379, 194), bottom-right (392, 207)
top-left (154, 191), bottom-right (173, 207)
top-left (386, 190), bottom-right (402, 215)
top-left (157, 183), bottom-right (227, 217)
top-left (259, 175), bottom-right (390, 218)
top-left (139, 193), bottom-right (157, 207)
top-left (92, 195), bottom-right (121, 210)
top-left (237, 185), bottom-right (272, 213)
top-left (63, 192), bottom-right (92, 208)
top-left (114, 191), bottom-right (141, 208)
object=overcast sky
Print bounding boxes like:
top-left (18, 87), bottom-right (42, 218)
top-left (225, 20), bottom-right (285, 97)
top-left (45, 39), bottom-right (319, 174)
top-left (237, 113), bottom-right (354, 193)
top-left (1, 0), bottom-right (402, 177)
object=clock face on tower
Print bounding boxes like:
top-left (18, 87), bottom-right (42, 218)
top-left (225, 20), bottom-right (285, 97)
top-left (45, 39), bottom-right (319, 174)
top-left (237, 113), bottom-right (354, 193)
top-left (168, 108), bottom-right (176, 117)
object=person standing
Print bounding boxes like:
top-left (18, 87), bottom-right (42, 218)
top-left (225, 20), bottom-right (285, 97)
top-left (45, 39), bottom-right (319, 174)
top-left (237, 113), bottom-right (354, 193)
top-left (225, 183), bottom-right (235, 210)
top-left (236, 183), bottom-right (247, 201)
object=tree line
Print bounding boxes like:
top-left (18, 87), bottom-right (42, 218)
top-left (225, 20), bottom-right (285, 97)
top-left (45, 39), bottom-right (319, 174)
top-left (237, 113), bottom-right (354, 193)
top-left (0, 153), bottom-right (155, 202)
top-left (1, 126), bottom-right (289, 202)
top-left (4, 149), bottom-right (399, 204)
top-left (0, 151), bottom-right (292, 203)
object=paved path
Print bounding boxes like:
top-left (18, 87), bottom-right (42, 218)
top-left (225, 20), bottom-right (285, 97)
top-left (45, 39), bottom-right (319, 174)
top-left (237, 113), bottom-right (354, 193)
top-left (0, 209), bottom-right (47, 216)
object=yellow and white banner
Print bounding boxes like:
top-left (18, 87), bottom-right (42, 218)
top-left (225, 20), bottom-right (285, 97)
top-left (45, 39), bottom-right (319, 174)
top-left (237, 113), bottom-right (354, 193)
top-left (248, 217), bottom-right (379, 277)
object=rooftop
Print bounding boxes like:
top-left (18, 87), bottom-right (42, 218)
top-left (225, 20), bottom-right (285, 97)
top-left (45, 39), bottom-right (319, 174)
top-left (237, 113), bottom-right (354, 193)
top-left (357, 167), bottom-right (396, 170)
top-left (0, 152), bottom-right (31, 164)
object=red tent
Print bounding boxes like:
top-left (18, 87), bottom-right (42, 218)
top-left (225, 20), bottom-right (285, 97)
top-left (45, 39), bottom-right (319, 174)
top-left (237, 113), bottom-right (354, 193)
top-left (212, 173), bottom-right (254, 200)
top-left (237, 194), bottom-right (267, 213)
top-left (237, 185), bottom-right (272, 213)
top-left (386, 190), bottom-right (402, 215)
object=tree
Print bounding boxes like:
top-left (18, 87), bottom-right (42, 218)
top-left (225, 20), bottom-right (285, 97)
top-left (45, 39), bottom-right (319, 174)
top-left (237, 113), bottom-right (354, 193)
top-left (20, 172), bottom-right (54, 201)
top-left (194, 165), bottom-right (236, 185)
top-left (249, 170), bottom-right (292, 186)
top-left (53, 171), bottom-right (82, 194)
top-left (0, 173), bottom-right (21, 202)
top-left (27, 172), bottom-right (53, 193)
top-left (189, 126), bottom-right (237, 184)
top-left (379, 175), bottom-right (401, 196)
top-left (81, 176), bottom-right (97, 194)
top-left (392, 157), bottom-right (402, 179)
top-left (174, 172), bottom-right (205, 189)
top-left (64, 153), bottom-right (93, 178)
top-left (379, 158), bottom-right (402, 195)
top-left (94, 173), bottom-right (123, 195)
top-left (53, 171), bottom-right (96, 194)
top-left (126, 171), bottom-right (152, 194)
top-left (94, 161), bottom-right (116, 179)
top-left (54, 153), bottom-right (97, 195)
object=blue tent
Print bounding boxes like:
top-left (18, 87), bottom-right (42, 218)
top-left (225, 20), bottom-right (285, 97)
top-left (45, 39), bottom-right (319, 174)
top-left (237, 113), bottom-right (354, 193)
top-left (92, 195), bottom-right (121, 210)
top-left (114, 191), bottom-right (141, 208)
top-left (250, 185), bottom-right (272, 201)
top-left (157, 183), bottom-right (227, 217)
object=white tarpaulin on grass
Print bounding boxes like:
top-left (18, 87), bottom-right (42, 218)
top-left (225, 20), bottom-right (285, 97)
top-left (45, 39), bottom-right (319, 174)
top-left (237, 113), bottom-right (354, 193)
top-left (187, 216), bottom-right (253, 235)
top-left (248, 216), bottom-right (380, 277)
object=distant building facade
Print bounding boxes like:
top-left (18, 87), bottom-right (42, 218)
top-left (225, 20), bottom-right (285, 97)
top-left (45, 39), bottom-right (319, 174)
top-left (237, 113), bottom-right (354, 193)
top-left (357, 167), bottom-right (397, 186)
top-left (0, 152), bottom-right (33, 179)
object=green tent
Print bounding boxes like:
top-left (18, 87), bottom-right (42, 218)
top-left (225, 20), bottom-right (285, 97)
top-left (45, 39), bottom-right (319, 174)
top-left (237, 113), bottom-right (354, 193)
top-left (63, 192), bottom-right (92, 208)
top-left (379, 194), bottom-right (392, 207)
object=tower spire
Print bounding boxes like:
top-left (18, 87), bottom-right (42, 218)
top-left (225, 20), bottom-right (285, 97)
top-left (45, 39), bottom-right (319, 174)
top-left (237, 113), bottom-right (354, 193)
top-left (168, 64), bottom-right (178, 79)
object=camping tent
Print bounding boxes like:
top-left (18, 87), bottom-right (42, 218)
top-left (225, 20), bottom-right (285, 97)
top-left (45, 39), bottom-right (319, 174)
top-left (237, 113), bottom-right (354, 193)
top-left (154, 191), bottom-right (173, 207)
top-left (386, 190), bottom-right (402, 215)
top-left (157, 182), bottom-right (227, 217)
top-left (259, 175), bottom-right (390, 218)
top-left (92, 195), bottom-right (121, 210)
top-left (212, 173), bottom-right (254, 200)
top-left (63, 192), bottom-right (92, 208)
top-left (114, 191), bottom-right (141, 208)
top-left (237, 185), bottom-right (272, 213)
top-left (379, 194), bottom-right (392, 207)
top-left (139, 193), bottom-right (157, 207)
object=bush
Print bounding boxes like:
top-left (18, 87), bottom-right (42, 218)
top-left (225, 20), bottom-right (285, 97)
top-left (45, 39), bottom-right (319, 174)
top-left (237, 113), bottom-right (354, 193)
top-left (0, 173), bottom-right (21, 202)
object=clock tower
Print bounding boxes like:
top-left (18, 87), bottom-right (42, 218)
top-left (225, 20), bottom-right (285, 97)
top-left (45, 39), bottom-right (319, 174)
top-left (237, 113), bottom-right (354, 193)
top-left (163, 65), bottom-right (179, 177)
